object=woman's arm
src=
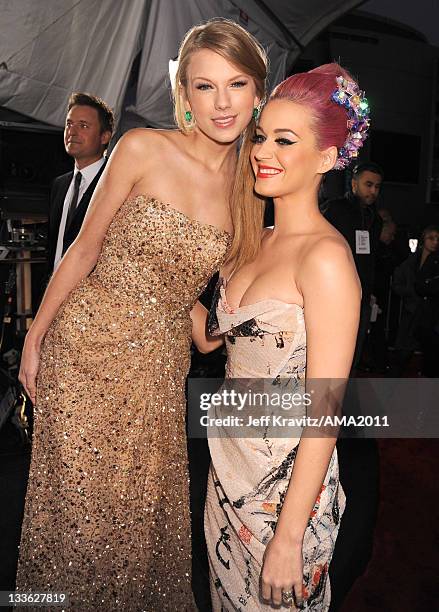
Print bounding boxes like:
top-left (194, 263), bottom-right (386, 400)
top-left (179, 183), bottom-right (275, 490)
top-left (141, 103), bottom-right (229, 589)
top-left (190, 300), bottom-right (224, 353)
top-left (19, 129), bottom-right (150, 400)
top-left (260, 236), bottom-right (361, 607)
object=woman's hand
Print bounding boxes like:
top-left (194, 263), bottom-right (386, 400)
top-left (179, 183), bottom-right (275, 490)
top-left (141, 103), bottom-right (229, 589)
top-left (190, 300), bottom-right (224, 353)
top-left (18, 336), bottom-right (42, 404)
top-left (260, 535), bottom-right (304, 608)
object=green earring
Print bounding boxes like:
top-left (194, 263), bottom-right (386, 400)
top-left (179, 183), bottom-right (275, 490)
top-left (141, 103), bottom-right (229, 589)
top-left (252, 107), bottom-right (259, 119)
top-left (185, 111), bottom-right (192, 122)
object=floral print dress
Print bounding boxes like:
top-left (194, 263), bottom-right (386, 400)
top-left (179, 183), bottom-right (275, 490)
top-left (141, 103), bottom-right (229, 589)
top-left (204, 278), bottom-right (345, 611)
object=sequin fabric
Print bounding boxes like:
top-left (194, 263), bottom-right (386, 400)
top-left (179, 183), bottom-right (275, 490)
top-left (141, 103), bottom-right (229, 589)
top-left (16, 196), bottom-right (230, 611)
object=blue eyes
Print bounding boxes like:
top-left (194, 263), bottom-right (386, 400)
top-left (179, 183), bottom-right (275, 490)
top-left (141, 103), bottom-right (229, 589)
top-left (195, 81), bottom-right (248, 90)
top-left (251, 134), bottom-right (295, 146)
top-left (231, 81), bottom-right (247, 88)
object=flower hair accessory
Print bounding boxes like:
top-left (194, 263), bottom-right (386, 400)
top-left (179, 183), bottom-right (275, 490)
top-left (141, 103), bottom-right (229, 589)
top-left (331, 76), bottom-right (370, 170)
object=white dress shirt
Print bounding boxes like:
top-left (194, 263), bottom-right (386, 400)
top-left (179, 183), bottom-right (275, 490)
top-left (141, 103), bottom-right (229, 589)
top-left (53, 157), bottom-right (105, 271)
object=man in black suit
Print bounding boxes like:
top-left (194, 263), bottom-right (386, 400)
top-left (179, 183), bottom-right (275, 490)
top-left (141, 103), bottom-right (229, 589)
top-left (323, 162), bottom-right (384, 612)
top-left (47, 92), bottom-right (114, 273)
top-left (323, 162), bottom-right (384, 368)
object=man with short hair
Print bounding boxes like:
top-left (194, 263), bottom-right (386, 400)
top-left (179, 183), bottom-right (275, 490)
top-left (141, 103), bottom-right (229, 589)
top-left (323, 163), bottom-right (383, 612)
top-left (324, 162), bottom-right (384, 367)
top-left (47, 92), bottom-right (114, 273)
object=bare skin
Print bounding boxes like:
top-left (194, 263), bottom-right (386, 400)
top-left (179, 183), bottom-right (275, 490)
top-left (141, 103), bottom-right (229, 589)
top-left (19, 48), bottom-right (260, 401)
top-left (420, 231), bottom-right (439, 267)
top-left (196, 98), bottom-right (361, 607)
top-left (351, 169), bottom-right (382, 207)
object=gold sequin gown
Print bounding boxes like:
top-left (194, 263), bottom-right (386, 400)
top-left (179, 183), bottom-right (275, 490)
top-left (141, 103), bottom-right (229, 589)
top-left (16, 196), bottom-right (230, 611)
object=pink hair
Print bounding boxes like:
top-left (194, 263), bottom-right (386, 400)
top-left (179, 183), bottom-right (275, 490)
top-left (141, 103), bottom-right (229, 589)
top-left (270, 62), bottom-right (355, 151)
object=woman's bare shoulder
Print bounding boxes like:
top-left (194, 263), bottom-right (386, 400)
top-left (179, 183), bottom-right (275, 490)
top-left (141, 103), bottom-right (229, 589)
top-left (296, 230), bottom-right (360, 307)
top-left (118, 127), bottom-right (179, 151)
top-left (300, 228), bottom-right (356, 279)
top-left (109, 129), bottom-right (185, 177)
top-left (310, 217), bottom-right (352, 257)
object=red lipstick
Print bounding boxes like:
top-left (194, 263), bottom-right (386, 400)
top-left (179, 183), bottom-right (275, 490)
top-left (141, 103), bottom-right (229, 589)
top-left (257, 164), bottom-right (283, 178)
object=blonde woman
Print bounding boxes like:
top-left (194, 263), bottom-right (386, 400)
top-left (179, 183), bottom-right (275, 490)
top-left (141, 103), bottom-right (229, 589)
top-left (17, 19), bottom-right (266, 611)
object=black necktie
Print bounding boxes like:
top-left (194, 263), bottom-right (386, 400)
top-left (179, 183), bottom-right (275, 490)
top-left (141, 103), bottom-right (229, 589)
top-left (66, 171), bottom-right (82, 229)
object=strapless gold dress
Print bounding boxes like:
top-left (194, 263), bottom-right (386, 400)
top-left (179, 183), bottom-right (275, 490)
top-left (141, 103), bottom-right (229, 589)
top-left (16, 196), bottom-right (230, 611)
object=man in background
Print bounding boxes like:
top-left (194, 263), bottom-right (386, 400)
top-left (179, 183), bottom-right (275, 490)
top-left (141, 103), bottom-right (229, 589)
top-left (46, 92), bottom-right (114, 274)
top-left (324, 162), bottom-right (384, 368)
top-left (324, 163), bottom-right (383, 611)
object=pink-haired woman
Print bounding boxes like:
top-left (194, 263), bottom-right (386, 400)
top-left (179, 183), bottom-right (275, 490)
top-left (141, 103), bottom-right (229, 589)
top-left (195, 63), bottom-right (369, 610)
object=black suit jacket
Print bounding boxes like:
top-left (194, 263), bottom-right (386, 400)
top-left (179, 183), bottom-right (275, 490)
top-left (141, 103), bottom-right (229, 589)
top-left (323, 194), bottom-right (383, 298)
top-left (46, 160), bottom-right (107, 273)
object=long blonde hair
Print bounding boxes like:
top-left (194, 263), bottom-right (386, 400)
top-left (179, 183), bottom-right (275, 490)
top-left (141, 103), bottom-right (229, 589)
top-left (173, 18), bottom-right (267, 131)
top-left (226, 125), bottom-right (266, 269)
top-left (172, 19), bottom-right (268, 269)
